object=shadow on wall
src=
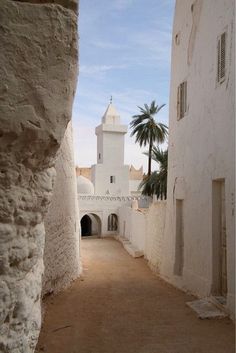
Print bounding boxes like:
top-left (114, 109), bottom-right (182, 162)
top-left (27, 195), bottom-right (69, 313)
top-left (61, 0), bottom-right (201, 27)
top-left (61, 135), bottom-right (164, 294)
top-left (81, 213), bottom-right (101, 237)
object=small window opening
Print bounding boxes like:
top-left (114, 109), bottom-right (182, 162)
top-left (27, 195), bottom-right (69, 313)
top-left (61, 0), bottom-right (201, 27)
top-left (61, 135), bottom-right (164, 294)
top-left (175, 32), bottom-right (180, 45)
top-left (217, 32), bottom-right (226, 84)
top-left (177, 81), bottom-right (187, 120)
top-left (98, 153), bottom-right (101, 159)
top-left (110, 176), bottom-right (115, 183)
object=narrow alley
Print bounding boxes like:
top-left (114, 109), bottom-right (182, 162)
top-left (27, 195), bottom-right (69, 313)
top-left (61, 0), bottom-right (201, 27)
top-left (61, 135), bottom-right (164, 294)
top-left (37, 238), bottom-right (235, 353)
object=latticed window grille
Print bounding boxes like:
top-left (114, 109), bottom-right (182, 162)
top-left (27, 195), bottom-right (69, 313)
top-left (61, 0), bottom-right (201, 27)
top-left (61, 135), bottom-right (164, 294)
top-left (177, 81), bottom-right (187, 120)
top-left (217, 32), bottom-right (226, 84)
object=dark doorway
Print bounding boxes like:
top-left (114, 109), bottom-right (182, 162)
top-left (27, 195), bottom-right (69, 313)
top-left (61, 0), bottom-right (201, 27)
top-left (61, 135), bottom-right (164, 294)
top-left (108, 213), bottom-right (118, 231)
top-left (212, 179), bottom-right (227, 299)
top-left (81, 215), bottom-right (92, 236)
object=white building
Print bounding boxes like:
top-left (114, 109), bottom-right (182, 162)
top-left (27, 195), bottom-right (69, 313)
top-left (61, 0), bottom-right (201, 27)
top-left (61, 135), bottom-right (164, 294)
top-left (91, 102), bottom-right (129, 195)
top-left (161, 0), bottom-right (235, 318)
top-left (77, 102), bottom-right (149, 237)
top-left (115, 0), bottom-right (235, 320)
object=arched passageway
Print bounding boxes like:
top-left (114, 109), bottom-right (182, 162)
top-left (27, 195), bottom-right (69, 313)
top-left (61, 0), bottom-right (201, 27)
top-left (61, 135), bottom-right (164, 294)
top-left (81, 215), bottom-right (92, 236)
top-left (108, 213), bottom-right (118, 231)
top-left (80, 213), bottom-right (101, 237)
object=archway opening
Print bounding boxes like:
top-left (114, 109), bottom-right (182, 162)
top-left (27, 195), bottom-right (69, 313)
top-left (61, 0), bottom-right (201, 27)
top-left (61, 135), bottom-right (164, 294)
top-left (81, 215), bottom-right (92, 236)
top-left (81, 213), bottom-right (101, 237)
top-left (108, 213), bottom-right (118, 231)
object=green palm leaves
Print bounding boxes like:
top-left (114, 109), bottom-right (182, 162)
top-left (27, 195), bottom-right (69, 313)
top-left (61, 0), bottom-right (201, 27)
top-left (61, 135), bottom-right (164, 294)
top-left (139, 147), bottom-right (168, 199)
top-left (130, 101), bottom-right (168, 176)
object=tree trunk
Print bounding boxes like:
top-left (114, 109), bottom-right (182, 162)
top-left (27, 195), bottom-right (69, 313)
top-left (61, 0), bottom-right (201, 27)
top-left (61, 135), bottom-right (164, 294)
top-left (148, 135), bottom-right (153, 176)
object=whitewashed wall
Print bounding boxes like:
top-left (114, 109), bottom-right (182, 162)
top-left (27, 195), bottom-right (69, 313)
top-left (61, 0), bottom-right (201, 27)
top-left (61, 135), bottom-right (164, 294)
top-left (129, 179), bottom-right (142, 195)
top-left (145, 202), bottom-right (166, 273)
top-left (92, 163), bottom-right (130, 196)
top-left (79, 195), bottom-right (150, 236)
top-left (118, 206), bottom-right (146, 251)
top-left (118, 202), bottom-right (166, 262)
top-left (162, 0), bottom-right (235, 319)
top-left (43, 123), bottom-right (81, 295)
top-left (0, 0), bottom-right (78, 350)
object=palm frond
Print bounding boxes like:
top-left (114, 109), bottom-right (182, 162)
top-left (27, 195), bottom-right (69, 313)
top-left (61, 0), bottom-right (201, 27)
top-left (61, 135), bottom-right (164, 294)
top-left (130, 101), bottom-right (168, 174)
top-left (140, 147), bottom-right (168, 199)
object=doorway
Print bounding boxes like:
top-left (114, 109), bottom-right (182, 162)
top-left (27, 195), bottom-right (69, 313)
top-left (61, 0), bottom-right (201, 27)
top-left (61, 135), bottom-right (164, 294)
top-left (107, 213), bottom-right (118, 231)
top-left (81, 215), bottom-right (92, 236)
top-left (174, 199), bottom-right (184, 276)
top-left (212, 179), bottom-right (227, 299)
top-left (80, 213), bottom-right (102, 237)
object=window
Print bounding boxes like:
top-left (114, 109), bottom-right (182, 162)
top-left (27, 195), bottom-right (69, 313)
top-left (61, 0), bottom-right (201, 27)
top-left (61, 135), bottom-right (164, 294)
top-left (177, 81), bottom-right (187, 120)
top-left (98, 153), bottom-right (101, 160)
top-left (108, 214), bottom-right (118, 231)
top-left (217, 32), bottom-right (226, 84)
top-left (110, 176), bottom-right (115, 183)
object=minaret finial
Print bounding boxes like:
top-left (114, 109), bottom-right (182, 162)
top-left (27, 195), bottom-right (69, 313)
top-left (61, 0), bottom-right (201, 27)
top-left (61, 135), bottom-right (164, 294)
top-left (110, 95), bottom-right (113, 104)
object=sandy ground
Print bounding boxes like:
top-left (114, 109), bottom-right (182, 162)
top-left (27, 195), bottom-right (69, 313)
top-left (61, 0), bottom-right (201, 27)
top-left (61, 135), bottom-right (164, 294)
top-left (37, 237), bottom-right (235, 353)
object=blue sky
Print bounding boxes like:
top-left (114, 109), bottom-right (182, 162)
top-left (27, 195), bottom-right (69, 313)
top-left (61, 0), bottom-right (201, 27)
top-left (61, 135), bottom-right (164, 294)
top-left (72, 0), bottom-right (175, 172)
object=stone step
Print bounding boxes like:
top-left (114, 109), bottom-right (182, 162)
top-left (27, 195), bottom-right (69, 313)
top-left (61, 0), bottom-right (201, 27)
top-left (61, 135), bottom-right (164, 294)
top-left (186, 298), bottom-right (228, 319)
top-left (117, 235), bottom-right (144, 258)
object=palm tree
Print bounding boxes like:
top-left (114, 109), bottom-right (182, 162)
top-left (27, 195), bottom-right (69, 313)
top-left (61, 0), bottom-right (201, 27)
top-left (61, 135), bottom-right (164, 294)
top-left (139, 147), bottom-right (168, 199)
top-left (130, 101), bottom-right (168, 176)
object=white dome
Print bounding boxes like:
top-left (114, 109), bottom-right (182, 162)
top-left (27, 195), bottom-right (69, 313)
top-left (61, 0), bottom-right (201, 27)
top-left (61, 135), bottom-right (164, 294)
top-left (77, 176), bottom-right (94, 195)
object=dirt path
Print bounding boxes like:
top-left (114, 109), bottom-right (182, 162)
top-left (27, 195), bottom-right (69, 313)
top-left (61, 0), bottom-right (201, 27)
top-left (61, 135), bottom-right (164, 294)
top-left (37, 238), bottom-right (235, 353)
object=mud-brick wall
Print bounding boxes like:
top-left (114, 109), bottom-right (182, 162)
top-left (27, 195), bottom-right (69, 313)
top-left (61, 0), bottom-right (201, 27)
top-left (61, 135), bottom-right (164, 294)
top-left (43, 123), bottom-right (80, 296)
top-left (0, 0), bottom-right (78, 352)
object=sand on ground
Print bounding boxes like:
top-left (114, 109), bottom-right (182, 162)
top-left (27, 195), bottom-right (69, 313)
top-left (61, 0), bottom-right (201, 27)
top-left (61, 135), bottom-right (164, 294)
top-left (37, 237), bottom-right (235, 353)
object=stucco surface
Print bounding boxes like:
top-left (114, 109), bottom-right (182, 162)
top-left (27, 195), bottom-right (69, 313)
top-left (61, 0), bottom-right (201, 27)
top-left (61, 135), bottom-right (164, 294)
top-left (43, 123), bottom-right (80, 296)
top-left (118, 206), bottom-right (146, 251)
top-left (92, 103), bottom-right (129, 196)
top-left (0, 0), bottom-right (78, 351)
top-left (145, 201), bottom-right (166, 273)
top-left (162, 0), bottom-right (235, 318)
top-left (80, 195), bottom-right (150, 236)
top-left (77, 175), bottom-right (94, 195)
top-left (118, 201), bottom-right (166, 267)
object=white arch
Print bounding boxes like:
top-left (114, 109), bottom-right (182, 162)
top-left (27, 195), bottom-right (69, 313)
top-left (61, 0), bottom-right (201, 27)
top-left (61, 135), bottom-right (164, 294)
top-left (80, 212), bottom-right (102, 236)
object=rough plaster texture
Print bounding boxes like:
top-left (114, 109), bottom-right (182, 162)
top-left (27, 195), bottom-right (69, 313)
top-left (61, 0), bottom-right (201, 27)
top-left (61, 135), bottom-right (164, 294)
top-left (145, 202), bottom-right (166, 273)
top-left (13, 0), bottom-right (78, 13)
top-left (118, 202), bottom-right (166, 269)
top-left (162, 0), bottom-right (235, 319)
top-left (43, 123), bottom-right (80, 296)
top-left (0, 0), bottom-right (78, 351)
top-left (118, 206), bottom-right (146, 251)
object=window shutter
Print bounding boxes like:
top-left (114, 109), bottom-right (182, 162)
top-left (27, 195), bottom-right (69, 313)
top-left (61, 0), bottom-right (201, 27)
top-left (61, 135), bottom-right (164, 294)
top-left (220, 32), bottom-right (226, 80)
top-left (217, 38), bottom-right (221, 82)
top-left (217, 31), bottom-right (226, 83)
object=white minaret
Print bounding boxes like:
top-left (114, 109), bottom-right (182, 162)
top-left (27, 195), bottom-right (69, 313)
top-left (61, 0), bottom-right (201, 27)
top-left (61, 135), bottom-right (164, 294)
top-left (91, 100), bottom-right (129, 195)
